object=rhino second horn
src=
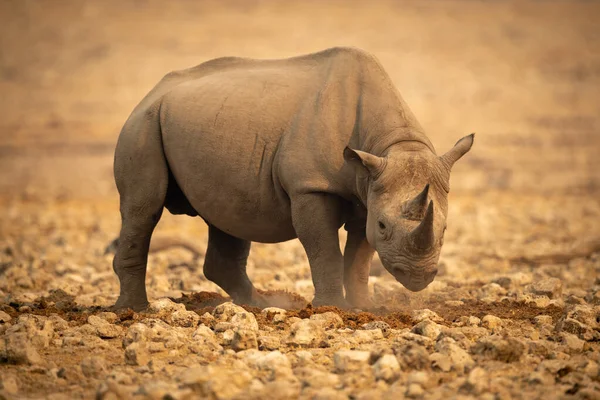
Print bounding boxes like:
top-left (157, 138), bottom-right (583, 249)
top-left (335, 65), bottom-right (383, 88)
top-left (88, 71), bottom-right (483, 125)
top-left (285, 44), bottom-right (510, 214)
top-left (404, 184), bottom-right (429, 218)
top-left (410, 200), bottom-right (435, 252)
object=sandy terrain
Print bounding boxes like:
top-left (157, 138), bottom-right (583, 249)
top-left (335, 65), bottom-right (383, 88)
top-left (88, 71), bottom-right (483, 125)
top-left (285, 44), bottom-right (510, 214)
top-left (1, 1), bottom-right (599, 399)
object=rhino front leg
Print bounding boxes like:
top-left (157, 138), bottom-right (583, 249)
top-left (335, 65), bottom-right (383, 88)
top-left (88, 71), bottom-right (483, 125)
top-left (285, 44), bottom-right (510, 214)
top-left (291, 193), bottom-right (347, 307)
top-left (344, 228), bottom-right (375, 309)
top-left (203, 225), bottom-right (266, 307)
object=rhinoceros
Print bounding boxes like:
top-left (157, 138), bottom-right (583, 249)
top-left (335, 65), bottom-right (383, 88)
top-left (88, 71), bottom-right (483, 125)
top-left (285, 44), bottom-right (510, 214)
top-left (112, 47), bottom-right (473, 311)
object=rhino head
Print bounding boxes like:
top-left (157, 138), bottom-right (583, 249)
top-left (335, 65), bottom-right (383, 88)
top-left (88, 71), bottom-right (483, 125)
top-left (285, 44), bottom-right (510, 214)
top-left (344, 134), bottom-right (474, 292)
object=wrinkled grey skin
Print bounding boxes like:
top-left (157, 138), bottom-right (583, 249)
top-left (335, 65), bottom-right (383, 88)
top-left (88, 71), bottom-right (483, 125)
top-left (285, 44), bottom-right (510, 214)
top-left (112, 47), bottom-right (473, 311)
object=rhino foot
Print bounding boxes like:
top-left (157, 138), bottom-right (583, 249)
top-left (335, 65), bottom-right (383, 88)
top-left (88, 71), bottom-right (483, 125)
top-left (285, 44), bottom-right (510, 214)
top-left (112, 297), bottom-right (149, 313)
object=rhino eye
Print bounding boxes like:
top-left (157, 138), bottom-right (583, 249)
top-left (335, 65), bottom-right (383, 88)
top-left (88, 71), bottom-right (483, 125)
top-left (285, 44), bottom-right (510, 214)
top-left (378, 221), bottom-right (386, 231)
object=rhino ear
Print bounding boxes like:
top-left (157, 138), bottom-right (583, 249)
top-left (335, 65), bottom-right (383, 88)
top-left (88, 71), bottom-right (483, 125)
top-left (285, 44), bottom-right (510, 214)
top-left (344, 147), bottom-right (385, 177)
top-left (440, 133), bottom-right (474, 170)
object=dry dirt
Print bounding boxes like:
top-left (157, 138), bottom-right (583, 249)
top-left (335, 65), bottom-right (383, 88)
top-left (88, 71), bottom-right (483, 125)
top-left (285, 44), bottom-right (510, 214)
top-left (1, 1), bottom-right (599, 399)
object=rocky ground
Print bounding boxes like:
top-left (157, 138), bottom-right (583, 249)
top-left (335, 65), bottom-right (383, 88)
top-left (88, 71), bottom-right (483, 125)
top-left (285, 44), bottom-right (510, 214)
top-left (1, 0), bottom-right (600, 399)
top-left (0, 195), bottom-right (599, 399)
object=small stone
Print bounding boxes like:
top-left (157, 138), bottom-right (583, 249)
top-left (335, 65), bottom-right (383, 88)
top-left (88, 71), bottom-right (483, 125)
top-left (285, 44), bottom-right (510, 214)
top-left (231, 329), bottom-right (258, 351)
top-left (444, 300), bottom-right (465, 307)
top-left (529, 278), bottom-right (562, 299)
top-left (286, 320), bottom-right (324, 348)
top-left (261, 307), bottom-right (287, 317)
top-left (455, 316), bottom-right (481, 327)
top-left (3, 332), bottom-right (42, 365)
top-left (352, 329), bottom-right (384, 343)
top-left (258, 335), bottom-right (281, 351)
top-left (171, 309), bottom-right (200, 327)
top-left (406, 383), bottom-right (424, 398)
top-left (429, 353), bottom-right (452, 372)
top-left (471, 336), bottom-right (525, 363)
top-left (148, 298), bottom-right (186, 313)
top-left (87, 315), bottom-right (122, 339)
top-left (178, 365), bottom-right (253, 399)
top-left (411, 320), bottom-right (443, 339)
top-left (481, 315), bottom-right (503, 332)
top-left (394, 343), bottom-right (431, 370)
top-left (435, 337), bottom-right (474, 372)
top-left (199, 312), bottom-right (215, 326)
top-left (124, 342), bottom-right (150, 366)
top-left (0, 373), bottom-right (18, 394)
top-left (212, 302), bottom-right (247, 322)
top-left (0, 310), bottom-right (12, 323)
top-left (96, 312), bottom-right (118, 324)
top-left (372, 354), bottom-right (401, 382)
top-left (80, 356), bottom-right (107, 379)
top-left (255, 351), bottom-right (292, 378)
top-left (534, 315), bottom-right (553, 326)
top-left (230, 312), bottom-right (259, 332)
top-left (411, 309), bottom-right (443, 323)
top-left (218, 329), bottom-right (235, 346)
top-left (333, 350), bottom-right (371, 372)
top-left (310, 312), bottom-right (344, 329)
top-left (559, 332), bottom-right (585, 353)
top-left (462, 367), bottom-right (489, 394)
top-left (362, 321), bottom-right (390, 334)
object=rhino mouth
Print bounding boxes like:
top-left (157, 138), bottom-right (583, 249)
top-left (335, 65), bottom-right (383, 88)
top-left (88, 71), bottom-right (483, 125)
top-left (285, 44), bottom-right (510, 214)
top-left (389, 267), bottom-right (437, 292)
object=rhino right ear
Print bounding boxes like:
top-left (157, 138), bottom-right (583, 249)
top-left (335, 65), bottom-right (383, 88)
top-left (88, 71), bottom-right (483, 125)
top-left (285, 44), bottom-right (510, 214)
top-left (344, 147), bottom-right (385, 178)
top-left (440, 133), bottom-right (474, 170)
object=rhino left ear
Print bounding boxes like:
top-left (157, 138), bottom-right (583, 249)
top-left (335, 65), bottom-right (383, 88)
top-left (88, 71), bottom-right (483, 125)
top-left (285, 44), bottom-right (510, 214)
top-left (440, 133), bottom-right (474, 170)
top-left (344, 147), bottom-right (385, 178)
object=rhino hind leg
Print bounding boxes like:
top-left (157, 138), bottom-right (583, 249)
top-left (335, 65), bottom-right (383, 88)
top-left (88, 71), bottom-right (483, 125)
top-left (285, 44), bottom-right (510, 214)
top-left (203, 225), bottom-right (265, 306)
top-left (112, 103), bottom-right (168, 311)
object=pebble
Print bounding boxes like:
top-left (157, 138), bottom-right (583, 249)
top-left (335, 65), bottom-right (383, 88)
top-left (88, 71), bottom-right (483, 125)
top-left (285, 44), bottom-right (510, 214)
top-left (0, 310), bottom-right (12, 323)
top-left (471, 336), bottom-right (525, 363)
top-left (352, 328), bottom-right (384, 343)
top-left (435, 337), bottom-right (474, 372)
top-left (286, 319), bottom-right (324, 348)
top-left (87, 315), bottom-right (121, 339)
top-left (80, 356), bottom-right (107, 379)
top-left (178, 365), bottom-right (253, 399)
top-left (3, 332), bottom-right (43, 365)
top-left (310, 312), bottom-right (344, 329)
top-left (212, 302), bottom-right (247, 322)
top-left (372, 354), bottom-right (401, 382)
top-left (333, 350), bottom-right (371, 372)
top-left (411, 320), bottom-right (443, 340)
top-left (148, 298), bottom-right (186, 314)
top-left (258, 335), bottom-right (281, 351)
top-left (481, 315), bottom-right (503, 331)
top-left (230, 311), bottom-right (259, 332)
top-left (231, 328), bottom-right (258, 351)
top-left (171, 309), bottom-right (200, 327)
top-left (411, 309), bottom-right (444, 323)
top-left (529, 278), bottom-right (562, 299)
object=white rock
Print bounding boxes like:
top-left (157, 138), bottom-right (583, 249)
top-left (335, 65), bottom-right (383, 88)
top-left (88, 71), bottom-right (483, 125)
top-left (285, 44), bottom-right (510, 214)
top-left (411, 309), bottom-right (443, 323)
top-left (212, 302), bottom-right (247, 322)
top-left (462, 367), bottom-right (489, 394)
top-left (232, 329), bottom-right (258, 351)
top-left (124, 342), bottom-right (150, 366)
top-left (286, 319), bottom-right (324, 348)
top-left (372, 354), bottom-right (401, 382)
top-left (171, 309), bottom-right (200, 327)
top-left (435, 337), bottom-right (474, 372)
top-left (0, 373), bottom-right (18, 394)
top-left (0, 310), bottom-right (12, 323)
top-left (258, 335), bottom-right (280, 351)
top-left (88, 315), bottom-right (121, 339)
top-left (310, 312), bottom-right (344, 329)
top-left (80, 356), bottom-right (107, 378)
top-left (3, 332), bottom-right (42, 365)
top-left (148, 298), bottom-right (186, 313)
top-left (231, 311), bottom-right (259, 332)
top-left (481, 315), bottom-right (503, 331)
top-left (529, 278), bottom-right (562, 299)
top-left (178, 365), bottom-right (253, 399)
top-left (352, 329), bottom-right (384, 343)
top-left (333, 350), bottom-right (371, 372)
top-left (123, 323), bottom-right (150, 347)
top-left (411, 320), bottom-right (443, 340)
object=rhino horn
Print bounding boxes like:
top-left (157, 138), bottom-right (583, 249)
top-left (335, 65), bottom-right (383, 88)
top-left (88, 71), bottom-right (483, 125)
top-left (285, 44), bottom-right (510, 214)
top-left (410, 200), bottom-right (435, 252)
top-left (403, 184), bottom-right (429, 219)
top-left (440, 133), bottom-right (475, 170)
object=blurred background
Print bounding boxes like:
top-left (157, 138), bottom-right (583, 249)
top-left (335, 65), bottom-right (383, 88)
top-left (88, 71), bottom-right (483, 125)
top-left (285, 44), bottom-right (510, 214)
top-left (1, 0), bottom-right (598, 199)
top-left (0, 0), bottom-right (599, 298)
